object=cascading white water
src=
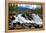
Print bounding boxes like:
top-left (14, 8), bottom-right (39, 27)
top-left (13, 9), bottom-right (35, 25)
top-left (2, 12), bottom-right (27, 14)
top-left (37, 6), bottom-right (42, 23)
top-left (10, 13), bottom-right (42, 28)
top-left (32, 14), bottom-right (42, 24)
top-left (12, 13), bottom-right (42, 24)
top-left (13, 14), bottom-right (34, 23)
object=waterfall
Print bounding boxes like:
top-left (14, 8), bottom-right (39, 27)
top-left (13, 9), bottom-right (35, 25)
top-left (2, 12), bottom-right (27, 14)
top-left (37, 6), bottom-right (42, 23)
top-left (32, 14), bottom-right (42, 24)
top-left (12, 14), bottom-right (42, 24)
top-left (10, 13), bottom-right (43, 28)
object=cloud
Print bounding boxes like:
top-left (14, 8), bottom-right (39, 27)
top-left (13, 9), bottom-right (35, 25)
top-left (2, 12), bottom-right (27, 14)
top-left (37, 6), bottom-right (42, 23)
top-left (17, 4), bottom-right (41, 9)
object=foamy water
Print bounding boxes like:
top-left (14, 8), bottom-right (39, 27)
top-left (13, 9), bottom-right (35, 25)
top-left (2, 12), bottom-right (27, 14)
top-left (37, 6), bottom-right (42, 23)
top-left (12, 14), bottom-right (42, 24)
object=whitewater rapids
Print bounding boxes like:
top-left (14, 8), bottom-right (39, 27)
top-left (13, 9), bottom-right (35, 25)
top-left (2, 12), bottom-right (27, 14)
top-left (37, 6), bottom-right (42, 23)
top-left (12, 14), bottom-right (42, 24)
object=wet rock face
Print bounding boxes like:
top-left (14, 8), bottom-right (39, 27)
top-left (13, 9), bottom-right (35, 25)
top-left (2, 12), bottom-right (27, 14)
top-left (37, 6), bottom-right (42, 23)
top-left (22, 14), bottom-right (26, 18)
top-left (9, 22), bottom-right (43, 30)
top-left (16, 22), bottom-right (21, 24)
top-left (13, 23), bottom-right (32, 29)
top-left (33, 24), bottom-right (39, 28)
top-left (9, 16), bottom-right (15, 22)
top-left (11, 16), bottom-right (15, 20)
top-left (22, 14), bottom-right (33, 20)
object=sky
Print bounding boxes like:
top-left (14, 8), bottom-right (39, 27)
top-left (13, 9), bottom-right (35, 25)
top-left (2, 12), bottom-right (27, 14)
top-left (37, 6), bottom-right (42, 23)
top-left (17, 4), bottom-right (41, 9)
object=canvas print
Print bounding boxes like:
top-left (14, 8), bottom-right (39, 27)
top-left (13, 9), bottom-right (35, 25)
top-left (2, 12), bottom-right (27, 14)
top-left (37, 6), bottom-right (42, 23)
top-left (8, 3), bottom-right (43, 30)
